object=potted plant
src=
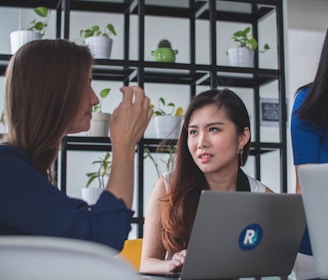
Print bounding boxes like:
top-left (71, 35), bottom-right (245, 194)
top-left (150, 97), bottom-right (184, 139)
top-left (82, 152), bottom-right (112, 205)
top-left (151, 39), bottom-right (178, 62)
top-left (86, 88), bottom-right (111, 137)
top-left (80, 23), bottom-right (117, 59)
top-left (10, 6), bottom-right (50, 54)
top-left (227, 26), bottom-right (270, 67)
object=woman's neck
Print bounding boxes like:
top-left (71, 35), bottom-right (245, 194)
top-left (204, 166), bottom-right (239, 191)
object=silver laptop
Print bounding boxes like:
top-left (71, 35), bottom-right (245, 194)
top-left (298, 163), bottom-right (328, 279)
top-left (140, 191), bottom-right (305, 280)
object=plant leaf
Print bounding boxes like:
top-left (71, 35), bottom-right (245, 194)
top-left (247, 37), bottom-right (257, 50)
top-left (84, 29), bottom-right (94, 38)
top-left (159, 97), bottom-right (165, 106)
top-left (91, 25), bottom-right (100, 32)
top-left (100, 88), bottom-right (110, 99)
top-left (263, 44), bottom-right (270, 50)
top-left (233, 30), bottom-right (245, 38)
top-left (93, 104), bottom-right (101, 112)
top-left (106, 23), bottom-right (117, 36)
top-left (34, 6), bottom-right (48, 18)
top-left (243, 26), bottom-right (251, 35)
top-left (175, 107), bottom-right (184, 116)
top-left (33, 22), bottom-right (46, 31)
top-left (85, 174), bottom-right (98, 188)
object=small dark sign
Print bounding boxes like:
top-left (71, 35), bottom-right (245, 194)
top-left (260, 98), bottom-right (279, 127)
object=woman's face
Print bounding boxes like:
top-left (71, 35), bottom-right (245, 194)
top-left (67, 69), bottom-right (99, 134)
top-left (187, 104), bottom-right (249, 176)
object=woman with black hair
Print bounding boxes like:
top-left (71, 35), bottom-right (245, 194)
top-left (290, 28), bottom-right (328, 280)
top-left (140, 88), bottom-right (272, 274)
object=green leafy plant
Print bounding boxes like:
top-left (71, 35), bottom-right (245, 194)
top-left (27, 6), bottom-right (50, 36)
top-left (158, 39), bottom-right (172, 48)
top-left (231, 26), bottom-right (270, 52)
top-left (80, 24), bottom-right (117, 39)
top-left (150, 97), bottom-right (184, 117)
top-left (144, 145), bottom-right (175, 178)
top-left (93, 88), bottom-right (111, 112)
top-left (86, 152), bottom-right (112, 189)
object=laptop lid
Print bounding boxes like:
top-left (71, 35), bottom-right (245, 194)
top-left (179, 191), bottom-right (306, 280)
top-left (298, 163), bottom-right (328, 279)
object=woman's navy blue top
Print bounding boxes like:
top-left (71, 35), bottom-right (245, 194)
top-left (0, 145), bottom-right (133, 251)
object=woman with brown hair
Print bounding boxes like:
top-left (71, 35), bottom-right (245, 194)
top-left (140, 88), bottom-right (272, 273)
top-left (0, 39), bottom-right (153, 251)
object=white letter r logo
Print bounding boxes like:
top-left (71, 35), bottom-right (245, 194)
top-left (243, 229), bottom-right (256, 245)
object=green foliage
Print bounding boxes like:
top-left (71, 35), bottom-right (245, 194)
top-left (80, 23), bottom-right (117, 39)
top-left (93, 88), bottom-right (111, 113)
top-left (85, 152), bottom-right (112, 189)
top-left (231, 26), bottom-right (270, 52)
top-left (150, 97), bottom-right (184, 116)
top-left (144, 145), bottom-right (176, 178)
top-left (158, 39), bottom-right (172, 48)
top-left (26, 6), bottom-right (50, 36)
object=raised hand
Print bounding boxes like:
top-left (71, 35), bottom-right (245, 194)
top-left (109, 86), bottom-right (153, 149)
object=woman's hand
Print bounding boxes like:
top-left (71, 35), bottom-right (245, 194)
top-left (109, 86), bottom-right (153, 149)
top-left (169, 249), bottom-right (187, 272)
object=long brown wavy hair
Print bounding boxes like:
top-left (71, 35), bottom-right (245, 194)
top-left (160, 88), bottom-right (251, 256)
top-left (4, 39), bottom-right (93, 182)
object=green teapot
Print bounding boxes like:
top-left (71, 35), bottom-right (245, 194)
top-left (151, 39), bottom-right (178, 63)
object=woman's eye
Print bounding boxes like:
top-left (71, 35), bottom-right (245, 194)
top-left (209, 127), bottom-right (219, 132)
top-left (189, 129), bottom-right (197, 135)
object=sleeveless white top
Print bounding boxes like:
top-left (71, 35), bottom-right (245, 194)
top-left (163, 172), bottom-right (267, 193)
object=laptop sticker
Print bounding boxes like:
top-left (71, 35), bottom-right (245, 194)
top-left (238, 223), bottom-right (263, 251)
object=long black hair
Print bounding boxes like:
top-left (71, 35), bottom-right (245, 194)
top-left (296, 28), bottom-right (328, 127)
top-left (161, 88), bottom-right (251, 255)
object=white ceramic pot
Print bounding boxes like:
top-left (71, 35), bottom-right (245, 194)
top-left (154, 115), bottom-right (182, 139)
top-left (227, 47), bottom-right (254, 67)
top-left (85, 36), bottom-right (113, 59)
top-left (86, 112), bottom-right (110, 137)
top-left (10, 30), bottom-right (42, 54)
top-left (81, 187), bottom-right (104, 205)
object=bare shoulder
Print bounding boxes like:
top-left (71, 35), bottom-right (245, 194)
top-left (151, 175), bottom-right (167, 200)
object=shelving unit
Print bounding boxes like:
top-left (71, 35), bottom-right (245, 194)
top-left (0, 0), bottom-right (287, 238)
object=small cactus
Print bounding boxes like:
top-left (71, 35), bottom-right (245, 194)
top-left (158, 39), bottom-right (172, 49)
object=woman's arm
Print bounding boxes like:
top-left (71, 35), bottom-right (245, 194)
top-left (294, 165), bottom-right (302, 194)
top-left (106, 86), bottom-right (152, 208)
top-left (140, 176), bottom-right (173, 273)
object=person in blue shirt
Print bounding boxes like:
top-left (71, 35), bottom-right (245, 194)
top-left (0, 39), bottom-right (153, 251)
top-left (291, 28), bottom-right (328, 279)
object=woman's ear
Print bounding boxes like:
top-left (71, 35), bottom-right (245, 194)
top-left (239, 127), bottom-right (250, 147)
